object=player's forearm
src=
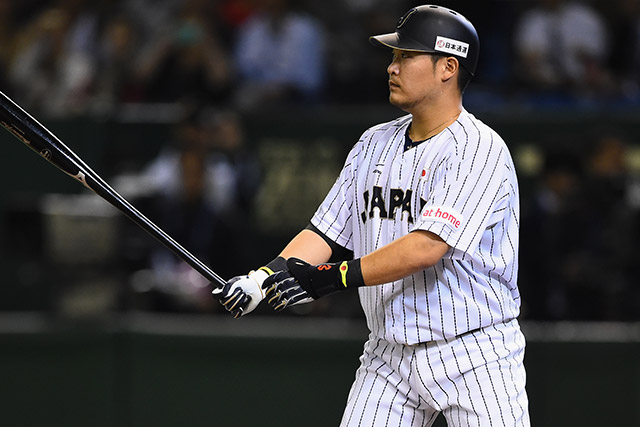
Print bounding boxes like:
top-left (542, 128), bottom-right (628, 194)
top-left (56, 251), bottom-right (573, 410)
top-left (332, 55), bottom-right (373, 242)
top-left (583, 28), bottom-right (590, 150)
top-left (260, 230), bottom-right (450, 311)
top-left (279, 229), bottom-right (333, 265)
top-left (360, 230), bottom-right (449, 286)
top-left (279, 229), bottom-right (449, 287)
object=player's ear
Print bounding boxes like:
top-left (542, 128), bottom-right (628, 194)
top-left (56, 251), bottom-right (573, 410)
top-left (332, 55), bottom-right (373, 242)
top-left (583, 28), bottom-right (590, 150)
top-left (441, 57), bottom-right (459, 83)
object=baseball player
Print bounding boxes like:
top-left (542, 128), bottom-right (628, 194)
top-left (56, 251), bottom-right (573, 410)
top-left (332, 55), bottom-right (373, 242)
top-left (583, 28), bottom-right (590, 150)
top-left (214, 5), bottom-right (530, 426)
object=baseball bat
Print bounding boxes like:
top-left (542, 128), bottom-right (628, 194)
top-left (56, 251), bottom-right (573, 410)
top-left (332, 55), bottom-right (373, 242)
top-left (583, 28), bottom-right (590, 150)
top-left (0, 90), bottom-right (226, 289)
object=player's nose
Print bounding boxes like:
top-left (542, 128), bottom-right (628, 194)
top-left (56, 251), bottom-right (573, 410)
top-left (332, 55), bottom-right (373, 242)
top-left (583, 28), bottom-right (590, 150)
top-left (387, 60), bottom-right (399, 75)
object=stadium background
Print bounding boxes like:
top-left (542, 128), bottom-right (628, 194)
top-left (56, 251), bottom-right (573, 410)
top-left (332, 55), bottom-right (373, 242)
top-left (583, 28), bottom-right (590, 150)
top-left (0, 0), bottom-right (638, 425)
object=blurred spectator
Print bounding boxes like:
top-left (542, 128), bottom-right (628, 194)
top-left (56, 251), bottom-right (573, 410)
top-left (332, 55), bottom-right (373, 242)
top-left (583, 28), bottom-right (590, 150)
top-left (200, 109), bottom-right (262, 217)
top-left (232, 0), bottom-right (326, 110)
top-left (91, 13), bottom-right (145, 112)
top-left (135, 0), bottom-right (232, 105)
top-left (605, 0), bottom-right (640, 101)
top-left (3, 0), bottom-right (640, 114)
top-left (311, 0), bottom-right (398, 104)
top-left (137, 146), bottom-right (221, 313)
top-left (122, 107), bottom-right (260, 312)
top-left (520, 134), bottom-right (640, 321)
top-left (8, 0), bottom-right (104, 116)
top-left (130, 110), bottom-right (206, 197)
top-left (519, 146), bottom-right (589, 320)
top-left (466, 3), bottom-right (514, 83)
top-left (218, 0), bottom-right (255, 31)
top-left (580, 134), bottom-right (637, 320)
top-left (120, 0), bottom-right (180, 50)
top-left (133, 107), bottom-right (260, 218)
top-left (514, 0), bottom-right (612, 98)
top-left (0, 1), bottom-right (17, 96)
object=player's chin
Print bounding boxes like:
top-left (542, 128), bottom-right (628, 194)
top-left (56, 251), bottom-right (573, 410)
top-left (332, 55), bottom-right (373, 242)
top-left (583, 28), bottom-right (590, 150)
top-left (388, 92), bottom-right (400, 106)
top-left (389, 94), bottom-right (411, 112)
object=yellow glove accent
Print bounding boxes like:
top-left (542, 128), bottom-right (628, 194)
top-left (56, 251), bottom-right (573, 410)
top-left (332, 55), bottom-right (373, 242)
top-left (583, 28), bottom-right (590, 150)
top-left (339, 261), bottom-right (349, 288)
top-left (259, 266), bottom-right (275, 275)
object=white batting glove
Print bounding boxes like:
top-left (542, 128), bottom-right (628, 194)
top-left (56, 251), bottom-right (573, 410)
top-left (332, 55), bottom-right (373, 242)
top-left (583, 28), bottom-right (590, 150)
top-left (212, 268), bottom-right (271, 318)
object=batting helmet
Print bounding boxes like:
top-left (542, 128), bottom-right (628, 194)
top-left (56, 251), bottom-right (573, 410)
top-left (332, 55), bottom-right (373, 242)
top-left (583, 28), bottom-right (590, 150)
top-left (369, 5), bottom-right (479, 76)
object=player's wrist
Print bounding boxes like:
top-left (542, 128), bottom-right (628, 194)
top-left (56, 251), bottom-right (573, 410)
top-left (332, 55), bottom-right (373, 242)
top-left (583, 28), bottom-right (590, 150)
top-left (264, 256), bottom-right (287, 273)
top-left (249, 257), bottom-right (287, 298)
top-left (287, 258), bottom-right (365, 300)
top-left (331, 258), bottom-right (365, 291)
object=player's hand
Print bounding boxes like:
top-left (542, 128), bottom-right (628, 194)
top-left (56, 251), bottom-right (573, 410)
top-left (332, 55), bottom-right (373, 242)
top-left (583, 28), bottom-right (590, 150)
top-left (212, 269), bottom-right (270, 318)
top-left (261, 261), bottom-right (315, 311)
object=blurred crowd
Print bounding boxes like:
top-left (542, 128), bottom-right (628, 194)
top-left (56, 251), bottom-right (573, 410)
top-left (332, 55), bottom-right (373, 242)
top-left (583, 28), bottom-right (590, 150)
top-left (1, 0), bottom-right (640, 321)
top-left (0, 0), bottom-right (639, 116)
top-left (518, 132), bottom-right (640, 321)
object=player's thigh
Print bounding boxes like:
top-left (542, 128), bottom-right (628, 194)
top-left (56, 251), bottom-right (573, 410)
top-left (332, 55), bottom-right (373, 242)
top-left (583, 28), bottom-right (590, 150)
top-left (442, 335), bottom-right (529, 427)
top-left (442, 355), bottom-right (529, 427)
top-left (340, 340), bottom-right (439, 427)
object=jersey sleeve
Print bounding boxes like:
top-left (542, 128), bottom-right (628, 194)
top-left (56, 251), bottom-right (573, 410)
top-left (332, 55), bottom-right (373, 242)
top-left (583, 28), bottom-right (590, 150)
top-left (309, 140), bottom-right (362, 251)
top-left (413, 130), bottom-right (512, 257)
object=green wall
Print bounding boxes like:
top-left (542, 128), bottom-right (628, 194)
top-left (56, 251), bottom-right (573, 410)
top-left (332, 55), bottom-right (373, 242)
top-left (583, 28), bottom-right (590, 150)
top-left (0, 317), bottom-right (638, 427)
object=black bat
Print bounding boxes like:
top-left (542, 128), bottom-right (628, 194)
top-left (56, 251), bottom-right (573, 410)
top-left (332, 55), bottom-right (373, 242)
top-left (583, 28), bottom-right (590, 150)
top-left (0, 90), bottom-right (226, 289)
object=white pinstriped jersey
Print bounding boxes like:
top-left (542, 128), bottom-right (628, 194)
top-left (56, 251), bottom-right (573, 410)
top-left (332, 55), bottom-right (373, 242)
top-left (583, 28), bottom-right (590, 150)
top-left (311, 109), bottom-right (521, 345)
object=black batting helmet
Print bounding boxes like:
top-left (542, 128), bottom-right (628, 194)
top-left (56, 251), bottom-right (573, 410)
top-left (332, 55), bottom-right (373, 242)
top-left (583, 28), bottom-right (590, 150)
top-left (369, 5), bottom-right (479, 76)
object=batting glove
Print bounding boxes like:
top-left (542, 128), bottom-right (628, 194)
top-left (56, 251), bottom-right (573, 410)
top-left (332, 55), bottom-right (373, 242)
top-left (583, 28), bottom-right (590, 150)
top-left (212, 256), bottom-right (288, 318)
top-left (212, 268), bottom-right (272, 318)
top-left (262, 257), bottom-right (365, 311)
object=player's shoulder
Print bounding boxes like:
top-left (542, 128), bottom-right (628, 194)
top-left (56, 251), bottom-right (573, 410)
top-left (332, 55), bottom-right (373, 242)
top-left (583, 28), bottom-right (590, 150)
top-left (358, 114), bottom-right (411, 145)
top-left (447, 110), bottom-right (515, 167)
top-left (453, 110), bottom-right (508, 149)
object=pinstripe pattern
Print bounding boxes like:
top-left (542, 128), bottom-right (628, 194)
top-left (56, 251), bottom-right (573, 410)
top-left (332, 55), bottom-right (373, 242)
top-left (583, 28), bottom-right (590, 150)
top-left (340, 321), bottom-right (529, 426)
top-left (311, 110), bottom-right (529, 425)
top-left (311, 110), bottom-right (521, 344)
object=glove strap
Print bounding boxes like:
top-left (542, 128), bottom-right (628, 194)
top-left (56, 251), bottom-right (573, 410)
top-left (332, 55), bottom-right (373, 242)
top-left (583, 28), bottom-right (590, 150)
top-left (258, 266), bottom-right (275, 275)
top-left (287, 258), bottom-right (365, 299)
top-left (339, 261), bottom-right (349, 288)
top-left (264, 256), bottom-right (287, 273)
top-left (254, 256), bottom-right (288, 277)
top-left (340, 259), bottom-right (365, 289)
